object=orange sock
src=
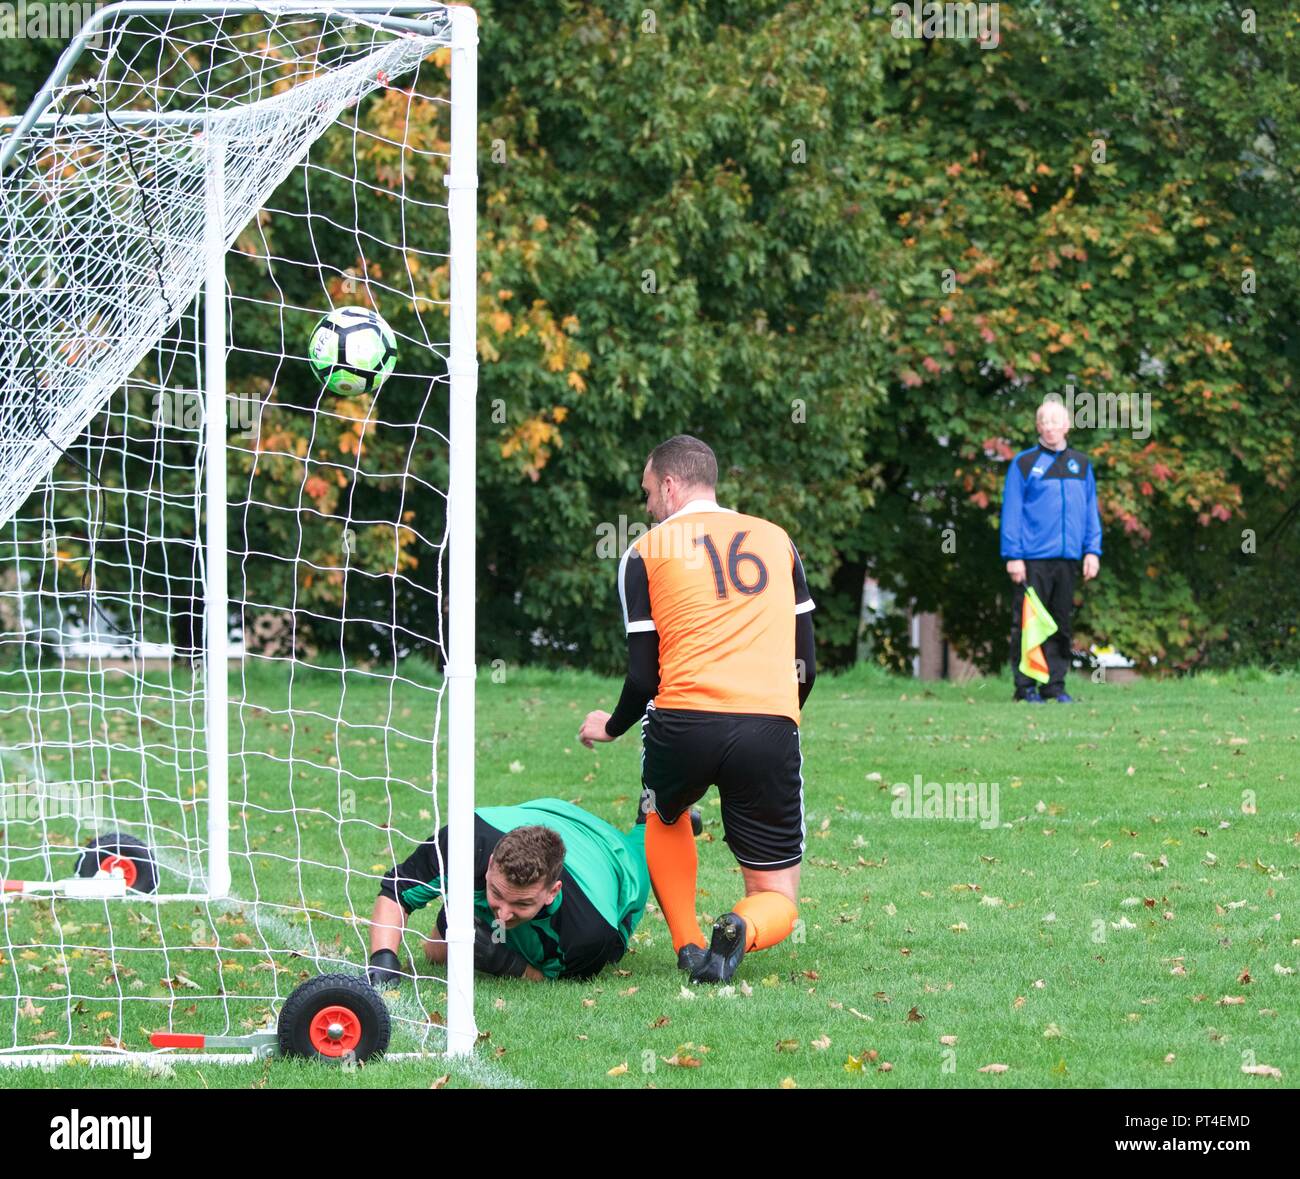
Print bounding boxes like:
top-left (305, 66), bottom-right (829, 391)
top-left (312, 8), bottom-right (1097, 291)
top-left (645, 812), bottom-right (705, 951)
top-left (733, 892), bottom-right (798, 952)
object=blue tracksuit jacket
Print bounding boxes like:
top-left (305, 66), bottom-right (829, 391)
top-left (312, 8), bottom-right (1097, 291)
top-left (1000, 444), bottom-right (1103, 560)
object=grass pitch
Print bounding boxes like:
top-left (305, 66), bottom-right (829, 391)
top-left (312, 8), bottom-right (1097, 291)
top-left (2, 664), bottom-right (1297, 1089)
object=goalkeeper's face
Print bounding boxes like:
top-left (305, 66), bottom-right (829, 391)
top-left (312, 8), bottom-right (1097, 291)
top-left (485, 859), bottom-right (562, 929)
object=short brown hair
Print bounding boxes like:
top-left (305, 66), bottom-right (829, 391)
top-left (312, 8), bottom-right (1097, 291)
top-left (491, 825), bottom-right (565, 888)
top-left (648, 435), bottom-right (717, 490)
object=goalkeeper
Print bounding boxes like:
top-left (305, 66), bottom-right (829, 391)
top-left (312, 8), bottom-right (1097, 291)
top-left (367, 798), bottom-right (657, 984)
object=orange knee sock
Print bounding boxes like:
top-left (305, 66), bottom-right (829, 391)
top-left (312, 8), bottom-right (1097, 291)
top-left (645, 813), bottom-right (705, 951)
top-left (733, 892), bottom-right (798, 952)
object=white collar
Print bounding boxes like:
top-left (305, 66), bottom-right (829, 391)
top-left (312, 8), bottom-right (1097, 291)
top-left (663, 497), bottom-right (735, 523)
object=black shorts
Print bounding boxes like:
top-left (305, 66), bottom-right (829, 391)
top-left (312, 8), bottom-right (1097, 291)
top-left (639, 705), bottom-right (804, 871)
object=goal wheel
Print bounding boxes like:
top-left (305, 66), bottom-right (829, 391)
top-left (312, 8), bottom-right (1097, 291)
top-left (277, 973), bottom-right (391, 1063)
top-left (76, 833), bottom-right (159, 895)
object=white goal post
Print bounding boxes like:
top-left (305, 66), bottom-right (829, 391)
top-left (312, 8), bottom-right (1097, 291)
top-left (0, 1), bottom-right (478, 1061)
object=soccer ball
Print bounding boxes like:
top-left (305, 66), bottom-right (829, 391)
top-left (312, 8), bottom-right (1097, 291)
top-left (308, 306), bottom-right (398, 395)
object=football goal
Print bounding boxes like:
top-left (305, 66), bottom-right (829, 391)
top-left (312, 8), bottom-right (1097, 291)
top-left (0, 1), bottom-right (478, 1063)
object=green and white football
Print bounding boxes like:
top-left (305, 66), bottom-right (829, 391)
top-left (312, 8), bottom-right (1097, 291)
top-left (307, 306), bottom-right (398, 395)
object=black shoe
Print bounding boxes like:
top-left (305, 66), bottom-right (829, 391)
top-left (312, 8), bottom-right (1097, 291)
top-left (676, 943), bottom-right (708, 974)
top-left (690, 912), bottom-right (747, 984)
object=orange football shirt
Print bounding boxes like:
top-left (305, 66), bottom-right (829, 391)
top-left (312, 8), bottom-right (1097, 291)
top-left (618, 501), bottom-right (814, 722)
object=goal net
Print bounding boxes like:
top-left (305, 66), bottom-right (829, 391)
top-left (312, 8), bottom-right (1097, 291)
top-left (0, 1), bottom-right (478, 1062)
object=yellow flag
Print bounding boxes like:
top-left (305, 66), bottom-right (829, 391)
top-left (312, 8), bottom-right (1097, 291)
top-left (1019, 587), bottom-right (1058, 684)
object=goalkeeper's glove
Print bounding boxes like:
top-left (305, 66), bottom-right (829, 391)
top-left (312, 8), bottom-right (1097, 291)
top-left (473, 918), bottom-right (529, 978)
top-left (367, 947), bottom-right (404, 988)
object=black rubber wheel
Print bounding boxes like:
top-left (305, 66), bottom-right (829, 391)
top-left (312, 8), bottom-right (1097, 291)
top-left (277, 973), bottom-right (391, 1063)
top-left (76, 832), bottom-right (159, 895)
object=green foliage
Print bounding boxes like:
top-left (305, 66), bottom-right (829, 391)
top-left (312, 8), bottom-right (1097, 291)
top-left (5, 2), bottom-right (1298, 672)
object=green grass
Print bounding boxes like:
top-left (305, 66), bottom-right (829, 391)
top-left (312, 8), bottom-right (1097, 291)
top-left (2, 663), bottom-right (1298, 1089)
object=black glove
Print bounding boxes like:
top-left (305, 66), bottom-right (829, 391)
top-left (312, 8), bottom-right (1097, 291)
top-left (473, 918), bottom-right (528, 978)
top-left (367, 947), bottom-right (403, 988)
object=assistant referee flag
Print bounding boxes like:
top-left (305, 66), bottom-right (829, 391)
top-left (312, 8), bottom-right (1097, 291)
top-left (1019, 586), bottom-right (1058, 684)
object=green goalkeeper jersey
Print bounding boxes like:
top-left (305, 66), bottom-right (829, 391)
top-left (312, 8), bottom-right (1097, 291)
top-left (380, 798), bottom-right (650, 980)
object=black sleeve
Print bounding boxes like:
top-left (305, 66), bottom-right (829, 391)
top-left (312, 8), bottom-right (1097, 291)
top-left (791, 541), bottom-right (814, 614)
top-left (378, 816), bottom-right (499, 914)
top-left (796, 610), bottom-right (816, 708)
top-left (378, 826), bottom-right (450, 914)
top-left (791, 541), bottom-right (816, 707)
top-left (604, 629), bottom-right (660, 738)
top-left (618, 547), bottom-right (655, 633)
top-left (557, 929), bottom-right (626, 982)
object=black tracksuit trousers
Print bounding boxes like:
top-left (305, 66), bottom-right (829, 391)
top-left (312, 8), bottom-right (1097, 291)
top-left (1010, 558), bottom-right (1076, 699)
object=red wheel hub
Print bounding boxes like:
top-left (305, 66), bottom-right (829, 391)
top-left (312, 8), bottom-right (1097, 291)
top-left (99, 854), bottom-right (138, 889)
top-left (308, 1005), bottom-right (362, 1057)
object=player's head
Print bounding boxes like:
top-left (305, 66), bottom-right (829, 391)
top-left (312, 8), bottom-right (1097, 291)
top-left (484, 825), bottom-right (565, 928)
top-left (1036, 398), bottom-right (1070, 449)
top-left (643, 434), bottom-right (718, 522)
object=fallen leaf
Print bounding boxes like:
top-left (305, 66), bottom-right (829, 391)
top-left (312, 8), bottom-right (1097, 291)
top-left (649, 1015), bottom-right (670, 1029)
top-left (775, 1038), bottom-right (800, 1053)
top-left (1242, 1064), bottom-right (1282, 1079)
top-left (607, 1061), bottom-right (628, 1076)
top-left (878, 1061), bottom-right (893, 1072)
top-left (939, 1035), bottom-right (958, 1046)
top-left (430, 1074), bottom-right (450, 1088)
top-left (906, 1006), bottom-right (924, 1023)
top-left (619, 987), bottom-right (639, 997)
top-left (1217, 995), bottom-right (1246, 1006)
top-left (811, 1034), bottom-right (831, 1050)
top-left (1043, 1023), bottom-right (1062, 1039)
top-left (678, 986), bottom-right (696, 1001)
top-left (978, 1063), bottom-right (1009, 1074)
top-left (662, 1052), bottom-right (702, 1068)
top-left (1163, 1054), bottom-right (1176, 1064)
top-left (780, 1076), bottom-right (797, 1088)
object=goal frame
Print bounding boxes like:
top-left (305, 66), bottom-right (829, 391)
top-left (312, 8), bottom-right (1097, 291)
top-left (0, 0), bottom-right (480, 1059)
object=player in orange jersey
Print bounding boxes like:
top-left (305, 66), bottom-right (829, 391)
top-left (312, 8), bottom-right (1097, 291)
top-left (578, 435), bottom-right (816, 983)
